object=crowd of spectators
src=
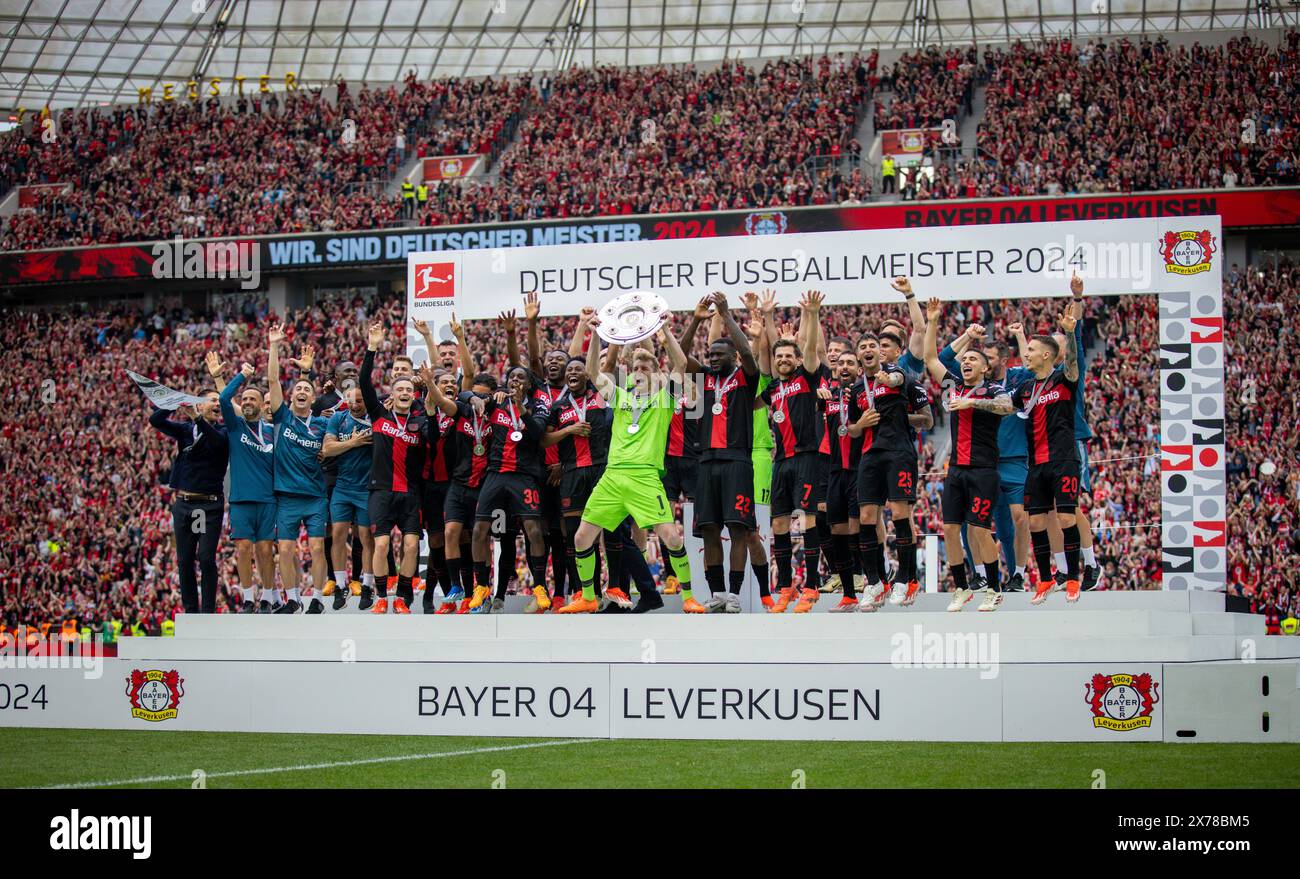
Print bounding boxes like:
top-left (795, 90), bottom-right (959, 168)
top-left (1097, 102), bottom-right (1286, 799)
top-left (0, 72), bottom-right (530, 250)
top-left (907, 33), bottom-right (1300, 200)
top-left (418, 54), bottom-right (875, 226)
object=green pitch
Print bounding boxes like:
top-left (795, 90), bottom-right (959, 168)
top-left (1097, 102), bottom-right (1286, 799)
top-left (2, 729), bottom-right (1297, 789)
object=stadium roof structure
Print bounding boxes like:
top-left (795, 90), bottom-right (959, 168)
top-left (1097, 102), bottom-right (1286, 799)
top-left (0, 0), bottom-right (1277, 110)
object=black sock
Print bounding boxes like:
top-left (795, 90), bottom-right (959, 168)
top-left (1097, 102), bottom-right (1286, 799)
top-left (521, 553), bottom-right (547, 600)
top-left (661, 546), bottom-right (676, 581)
top-left (803, 526), bottom-right (822, 591)
top-left (351, 532), bottom-right (365, 581)
top-left (427, 545), bottom-right (447, 596)
top-left (832, 533), bottom-right (857, 598)
top-left (498, 529), bottom-right (518, 589)
top-left (396, 574), bottom-right (414, 603)
top-left (773, 532), bottom-right (793, 589)
top-left (753, 562), bottom-right (770, 597)
top-left (445, 556), bottom-right (462, 597)
top-left (859, 529), bottom-right (881, 583)
top-left (601, 532), bottom-right (622, 596)
top-left (983, 562), bottom-right (1000, 590)
top-left (893, 518), bottom-right (915, 583)
top-left (1031, 529), bottom-right (1052, 581)
top-left (951, 562), bottom-right (967, 591)
top-left (1062, 524), bottom-right (1081, 579)
top-left (473, 560), bottom-right (491, 590)
top-left (376, 566), bottom-right (388, 598)
top-left (874, 541), bottom-right (887, 582)
top-left (728, 567), bottom-right (745, 594)
top-left (561, 518), bottom-right (580, 600)
top-left (549, 528), bottom-right (567, 597)
top-left (460, 553), bottom-right (475, 592)
top-left (705, 564), bottom-right (725, 595)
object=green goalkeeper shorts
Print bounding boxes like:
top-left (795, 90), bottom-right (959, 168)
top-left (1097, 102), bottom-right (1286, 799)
top-left (752, 448), bottom-right (773, 507)
top-left (581, 466), bottom-right (674, 532)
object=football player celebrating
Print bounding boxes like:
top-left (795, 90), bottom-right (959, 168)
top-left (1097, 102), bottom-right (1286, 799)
top-left (467, 365), bottom-right (551, 614)
top-left (558, 322), bottom-right (696, 613)
top-left (762, 290), bottom-right (829, 614)
top-left (680, 292), bottom-right (761, 613)
top-left (1012, 282), bottom-right (1084, 604)
top-left (923, 298), bottom-right (1013, 612)
top-left (360, 321), bottom-right (429, 614)
top-left (848, 324), bottom-right (934, 610)
top-left (266, 325), bottom-right (331, 614)
top-left (321, 386), bottom-right (375, 611)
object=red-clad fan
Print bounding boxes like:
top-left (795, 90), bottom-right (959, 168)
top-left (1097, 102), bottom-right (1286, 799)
top-left (467, 365), bottom-right (551, 615)
top-left (679, 291), bottom-right (760, 613)
top-left (1012, 285), bottom-right (1084, 605)
top-left (360, 321), bottom-right (430, 615)
top-left (761, 290), bottom-right (828, 613)
top-left (922, 297), bottom-right (1014, 614)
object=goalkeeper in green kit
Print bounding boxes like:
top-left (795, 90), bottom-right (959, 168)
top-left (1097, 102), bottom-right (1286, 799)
top-left (558, 315), bottom-right (701, 614)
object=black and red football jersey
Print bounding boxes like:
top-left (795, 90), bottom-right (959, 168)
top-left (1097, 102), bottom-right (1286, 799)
top-left (422, 408), bottom-right (455, 484)
top-left (533, 380), bottom-right (567, 469)
top-left (547, 386), bottom-right (611, 470)
top-left (484, 395), bottom-right (549, 475)
top-left (817, 366), bottom-right (835, 457)
top-left (360, 349), bottom-right (427, 493)
top-left (697, 363), bottom-right (759, 463)
top-left (760, 365), bottom-right (822, 461)
top-left (824, 379), bottom-right (867, 472)
top-left (1012, 366), bottom-right (1078, 466)
top-left (449, 396), bottom-right (491, 489)
top-left (860, 364), bottom-right (929, 456)
top-left (944, 370), bottom-right (1007, 469)
top-left (665, 391), bottom-right (700, 460)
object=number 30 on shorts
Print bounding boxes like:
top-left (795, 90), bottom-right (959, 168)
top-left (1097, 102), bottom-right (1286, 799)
top-left (523, 488), bottom-right (539, 507)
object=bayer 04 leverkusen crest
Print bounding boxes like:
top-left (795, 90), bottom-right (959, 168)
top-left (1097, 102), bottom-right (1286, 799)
top-left (1085, 672), bottom-right (1159, 732)
top-left (1159, 229), bottom-right (1216, 275)
top-left (744, 211), bottom-right (788, 235)
top-left (126, 669), bottom-right (185, 722)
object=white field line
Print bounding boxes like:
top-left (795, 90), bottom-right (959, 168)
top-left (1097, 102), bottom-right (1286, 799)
top-left (32, 738), bottom-right (592, 789)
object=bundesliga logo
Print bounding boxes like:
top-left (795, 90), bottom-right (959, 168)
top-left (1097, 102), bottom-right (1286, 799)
top-left (413, 262), bottom-right (456, 301)
top-left (1159, 229), bottom-right (1216, 275)
top-left (126, 669), bottom-right (185, 722)
top-left (1084, 672), bottom-right (1159, 731)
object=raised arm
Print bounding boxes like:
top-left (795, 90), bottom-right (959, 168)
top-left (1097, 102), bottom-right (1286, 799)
top-left (204, 351), bottom-right (228, 395)
top-left (524, 291), bottom-right (543, 375)
top-left (678, 296), bottom-right (712, 373)
top-left (411, 315), bottom-right (437, 366)
top-left (713, 292), bottom-right (757, 376)
top-left (922, 297), bottom-right (949, 383)
top-left (499, 308), bottom-right (520, 369)
top-left (569, 306), bottom-right (594, 359)
top-left (1059, 309), bottom-right (1079, 383)
top-left (799, 290), bottom-right (823, 374)
top-left (892, 276), bottom-right (925, 360)
top-left (449, 312), bottom-right (475, 392)
top-left (267, 322), bottom-right (285, 413)
top-left (360, 321), bottom-right (385, 418)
